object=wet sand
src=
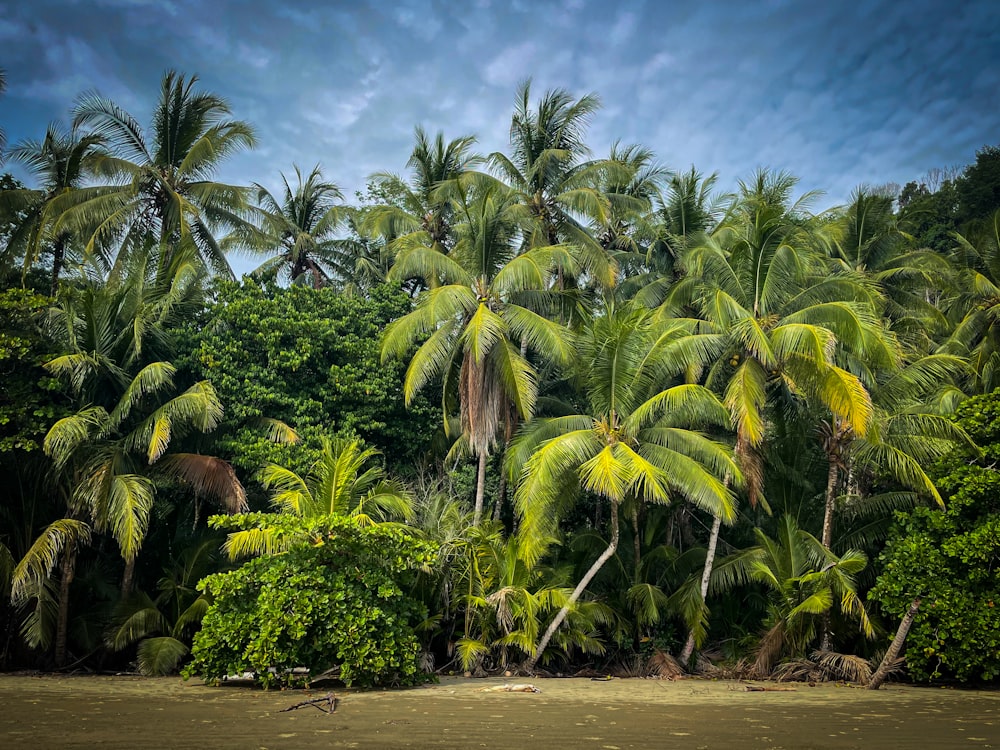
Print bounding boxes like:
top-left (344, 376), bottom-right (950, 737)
top-left (0, 674), bottom-right (997, 749)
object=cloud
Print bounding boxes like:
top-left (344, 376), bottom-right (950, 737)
top-left (1, 0), bottom-right (997, 218)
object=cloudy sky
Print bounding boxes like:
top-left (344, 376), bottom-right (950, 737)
top-left (3, 0), bottom-right (999, 214)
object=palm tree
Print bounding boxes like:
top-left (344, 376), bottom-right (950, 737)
top-left (12, 363), bottom-right (241, 666)
top-left (220, 437), bottom-right (413, 559)
top-left (941, 209), bottom-right (1000, 392)
top-left (713, 515), bottom-right (873, 676)
top-left (593, 142), bottom-right (666, 256)
top-left (818, 353), bottom-right (972, 551)
top-left (666, 170), bottom-right (890, 663)
top-left (365, 127), bottom-right (479, 256)
top-left (2, 123), bottom-right (105, 293)
top-left (232, 164), bottom-right (351, 288)
top-left (382, 179), bottom-right (576, 524)
top-left (624, 167), bottom-right (729, 307)
top-left (509, 304), bottom-right (740, 670)
top-left (488, 81), bottom-right (617, 291)
top-left (67, 71), bottom-right (256, 277)
top-left (830, 186), bottom-right (951, 348)
top-left (456, 534), bottom-right (607, 672)
top-left (674, 170), bottom-right (887, 500)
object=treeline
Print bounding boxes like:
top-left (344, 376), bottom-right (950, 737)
top-left (0, 69), bottom-right (998, 686)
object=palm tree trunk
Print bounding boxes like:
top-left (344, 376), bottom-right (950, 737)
top-left (820, 457), bottom-right (840, 650)
top-left (473, 451), bottom-right (488, 525)
top-left (493, 467), bottom-right (506, 522)
top-left (868, 598), bottom-right (921, 690)
top-left (679, 513), bottom-right (722, 666)
top-left (527, 500), bottom-right (619, 672)
top-left (631, 506), bottom-right (641, 583)
top-left (121, 557), bottom-right (136, 598)
top-left (822, 457), bottom-right (839, 549)
top-left (50, 237), bottom-right (65, 296)
top-left (54, 544), bottom-right (77, 668)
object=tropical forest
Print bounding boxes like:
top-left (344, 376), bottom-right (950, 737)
top-left (3, 68), bottom-right (1000, 697)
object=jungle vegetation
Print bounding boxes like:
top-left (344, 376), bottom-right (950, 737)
top-left (1, 71), bottom-right (999, 687)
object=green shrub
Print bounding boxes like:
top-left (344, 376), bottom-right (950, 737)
top-left (184, 515), bottom-right (436, 688)
top-left (870, 392), bottom-right (1000, 683)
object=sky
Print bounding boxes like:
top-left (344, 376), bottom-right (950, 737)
top-left (3, 0), bottom-right (999, 221)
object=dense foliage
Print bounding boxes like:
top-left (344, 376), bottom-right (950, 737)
top-left (2, 69), bottom-right (1000, 686)
top-left (176, 281), bottom-right (437, 479)
top-left (186, 514), bottom-right (435, 688)
top-left (871, 392), bottom-right (1000, 682)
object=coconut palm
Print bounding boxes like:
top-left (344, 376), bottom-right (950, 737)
top-left (456, 534), bottom-right (608, 672)
top-left (672, 170), bottom-right (887, 501)
top-left (487, 81), bottom-right (617, 291)
top-left (665, 170), bottom-right (892, 663)
top-left (382, 179), bottom-right (576, 524)
top-left (67, 71), bottom-right (255, 277)
top-left (232, 164), bottom-right (351, 288)
top-left (830, 186), bottom-right (951, 347)
top-left (11, 359), bottom-right (241, 666)
top-left (365, 127), bottom-right (479, 257)
top-left (508, 304), bottom-right (740, 670)
top-left (593, 142), bottom-right (666, 255)
top-left (941, 209), bottom-right (1000, 392)
top-left (2, 123), bottom-right (105, 292)
top-left (713, 515), bottom-right (873, 676)
top-left (818, 353), bottom-right (972, 551)
top-left (221, 437), bottom-right (413, 559)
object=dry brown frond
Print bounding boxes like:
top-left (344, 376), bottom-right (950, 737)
top-left (752, 622), bottom-right (785, 678)
top-left (812, 649), bottom-right (873, 684)
top-left (158, 453), bottom-right (247, 512)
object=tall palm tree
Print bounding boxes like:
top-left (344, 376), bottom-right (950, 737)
top-left (674, 170), bottom-right (886, 504)
top-left (2, 123), bottom-right (105, 292)
top-left (232, 164), bottom-right (351, 288)
top-left (67, 71), bottom-right (256, 277)
top-left (508, 304), bottom-right (740, 670)
top-left (830, 186), bottom-right (951, 348)
top-left (382, 180), bottom-right (576, 524)
top-left (616, 167), bottom-right (729, 307)
top-left (365, 127), bottom-right (479, 256)
top-left (818, 353), bottom-right (972, 551)
top-left (941, 209), bottom-right (1000, 392)
top-left (221, 437), bottom-right (413, 560)
top-left (488, 81), bottom-right (617, 291)
top-left (593, 142), bottom-right (666, 255)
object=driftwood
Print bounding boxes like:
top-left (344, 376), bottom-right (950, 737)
top-left (743, 683), bottom-right (797, 692)
top-left (280, 692), bottom-right (338, 714)
top-left (478, 683), bottom-right (541, 693)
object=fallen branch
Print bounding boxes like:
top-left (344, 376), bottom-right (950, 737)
top-left (743, 684), bottom-right (797, 692)
top-left (280, 692), bottom-right (338, 714)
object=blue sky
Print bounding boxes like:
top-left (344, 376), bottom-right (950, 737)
top-left (3, 0), bottom-right (999, 213)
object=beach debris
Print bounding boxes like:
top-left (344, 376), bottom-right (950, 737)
top-left (280, 692), bottom-right (339, 713)
top-left (742, 683), bottom-right (797, 692)
top-left (478, 683), bottom-right (541, 693)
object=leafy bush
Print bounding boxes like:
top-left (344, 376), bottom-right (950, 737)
top-left (184, 515), bottom-right (436, 688)
top-left (870, 392), bottom-right (1000, 682)
top-left (175, 281), bottom-right (437, 478)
